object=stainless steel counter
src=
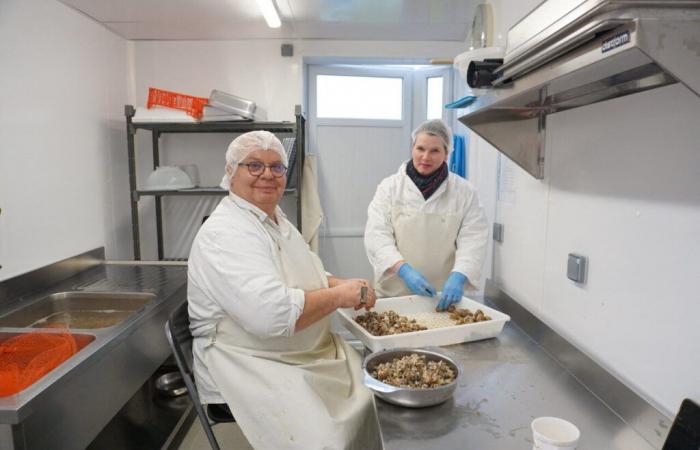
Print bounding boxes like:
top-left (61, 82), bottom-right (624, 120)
top-left (376, 287), bottom-right (669, 450)
top-left (0, 249), bottom-right (188, 450)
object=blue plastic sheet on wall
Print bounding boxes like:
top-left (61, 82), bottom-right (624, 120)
top-left (450, 134), bottom-right (468, 178)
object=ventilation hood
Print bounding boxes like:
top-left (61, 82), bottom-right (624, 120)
top-left (458, 0), bottom-right (700, 179)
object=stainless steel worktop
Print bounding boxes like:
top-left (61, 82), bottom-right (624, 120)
top-left (376, 287), bottom-right (669, 449)
top-left (0, 249), bottom-right (188, 450)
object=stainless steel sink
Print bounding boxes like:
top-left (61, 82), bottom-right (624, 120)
top-left (0, 291), bottom-right (156, 329)
top-left (0, 252), bottom-right (189, 450)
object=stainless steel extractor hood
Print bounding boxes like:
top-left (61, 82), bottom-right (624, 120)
top-left (458, 0), bottom-right (700, 179)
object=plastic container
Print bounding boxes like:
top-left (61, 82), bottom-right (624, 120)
top-left (142, 166), bottom-right (194, 191)
top-left (0, 332), bottom-right (95, 396)
top-left (531, 417), bottom-right (580, 450)
top-left (336, 295), bottom-right (510, 352)
top-left (208, 90), bottom-right (256, 119)
top-left (147, 88), bottom-right (208, 119)
top-left (132, 106), bottom-right (197, 123)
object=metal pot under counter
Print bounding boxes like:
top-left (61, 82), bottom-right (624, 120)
top-left (0, 249), bottom-right (188, 450)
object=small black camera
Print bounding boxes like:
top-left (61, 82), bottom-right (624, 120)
top-left (466, 59), bottom-right (504, 88)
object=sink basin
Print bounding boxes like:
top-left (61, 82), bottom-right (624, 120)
top-left (0, 291), bottom-right (156, 329)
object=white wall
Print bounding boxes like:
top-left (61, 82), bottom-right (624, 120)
top-left (0, 0), bottom-right (130, 281)
top-left (131, 39), bottom-right (466, 259)
top-left (480, 0), bottom-right (700, 417)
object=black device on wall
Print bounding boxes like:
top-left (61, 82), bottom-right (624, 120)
top-left (281, 43), bottom-right (293, 57)
top-left (466, 58), bottom-right (503, 88)
top-left (662, 399), bottom-right (700, 450)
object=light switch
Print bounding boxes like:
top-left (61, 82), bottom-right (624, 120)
top-left (567, 253), bottom-right (587, 283)
top-left (493, 223), bottom-right (504, 243)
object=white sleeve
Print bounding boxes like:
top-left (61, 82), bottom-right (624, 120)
top-left (189, 225), bottom-right (305, 338)
top-left (364, 178), bottom-right (404, 283)
top-left (453, 189), bottom-right (489, 287)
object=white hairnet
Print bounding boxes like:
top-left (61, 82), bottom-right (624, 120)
top-left (219, 130), bottom-right (288, 190)
top-left (411, 119), bottom-right (453, 153)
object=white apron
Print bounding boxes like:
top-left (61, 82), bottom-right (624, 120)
top-left (203, 218), bottom-right (381, 450)
top-left (376, 206), bottom-right (461, 298)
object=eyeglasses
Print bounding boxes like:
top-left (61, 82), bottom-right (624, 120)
top-left (238, 161), bottom-right (287, 178)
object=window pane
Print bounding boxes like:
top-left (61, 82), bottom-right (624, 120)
top-left (316, 75), bottom-right (402, 120)
top-left (426, 77), bottom-right (444, 120)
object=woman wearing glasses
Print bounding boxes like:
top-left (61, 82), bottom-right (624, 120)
top-left (188, 131), bottom-right (381, 450)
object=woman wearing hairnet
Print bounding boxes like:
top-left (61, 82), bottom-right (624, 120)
top-left (188, 131), bottom-right (381, 450)
top-left (364, 119), bottom-right (489, 311)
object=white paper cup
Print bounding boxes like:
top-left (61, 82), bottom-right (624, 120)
top-left (531, 417), bottom-right (580, 450)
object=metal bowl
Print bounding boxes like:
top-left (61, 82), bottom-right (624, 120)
top-left (362, 348), bottom-right (461, 408)
top-left (155, 371), bottom-right (188, 397)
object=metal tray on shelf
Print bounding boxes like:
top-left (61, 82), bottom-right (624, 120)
top-left (208, 90), bottom-right (256, 119)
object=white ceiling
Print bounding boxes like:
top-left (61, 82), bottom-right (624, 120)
top-left (57, 0), bottom-right (479, 41)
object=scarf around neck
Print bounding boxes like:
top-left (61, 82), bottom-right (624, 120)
top-left (406, 160), bottom-right (449, 200)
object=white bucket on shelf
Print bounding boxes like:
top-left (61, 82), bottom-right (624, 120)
top-left (142, 166), bottom-right (194, 191)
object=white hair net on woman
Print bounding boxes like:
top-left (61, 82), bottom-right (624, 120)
top-left (219, 130), bottom-right (288, 190)
top-left (411, 119), bottom-right (453, 153)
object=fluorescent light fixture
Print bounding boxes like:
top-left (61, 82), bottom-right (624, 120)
top-left (256, 0), bottom-right (281, 28)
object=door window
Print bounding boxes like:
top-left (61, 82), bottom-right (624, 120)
top-left (316, 75), bottom-right (403, 120)
top-left (426, 77), bottom-right (444, 120)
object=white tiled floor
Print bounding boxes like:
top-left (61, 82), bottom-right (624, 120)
top-left (177, 419), bottom-right (253, 450)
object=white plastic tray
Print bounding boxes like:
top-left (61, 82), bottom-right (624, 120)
top-left (336, 295), bottom-right (510, 352)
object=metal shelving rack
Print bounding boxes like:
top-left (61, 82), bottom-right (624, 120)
top-left (124, 104), bottom-right (306, 260)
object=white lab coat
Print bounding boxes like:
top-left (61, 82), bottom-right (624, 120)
top-left (188, 194), bottom-right (380, 450)
top-left (364, 163), bottom-right (489, 297)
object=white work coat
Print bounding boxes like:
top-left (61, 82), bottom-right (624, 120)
top-left (188, 194), bottom-right (380, 450)
top-left (364, 163), bottom-right (489, 297)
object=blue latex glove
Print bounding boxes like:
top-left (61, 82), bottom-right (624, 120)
top-left (398, 263), bottom-right (436, 297)
top-left (437, 272), bottom-right (468, 311)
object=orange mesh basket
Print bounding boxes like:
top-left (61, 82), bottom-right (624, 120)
top-left (0, 332), bottom-right (78, 396)
top-left (147, 87), bottom-right (208, 119)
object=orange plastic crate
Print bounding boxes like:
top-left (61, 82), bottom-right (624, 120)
top-left (147, 87), bottom-right (208, 119)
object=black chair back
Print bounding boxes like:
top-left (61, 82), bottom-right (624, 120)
top-left (167, 300), bottom-right (195, 376)
top-left (165, 300), bottom-right (221, 450)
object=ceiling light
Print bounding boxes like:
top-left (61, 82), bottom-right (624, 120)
top-left (256, 0), bottom-right (281, 28)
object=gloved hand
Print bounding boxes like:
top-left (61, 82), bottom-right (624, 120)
top-left (437, 272), bottom-right (468, 311)
top-left (398, 263), bottom-right (436, 297)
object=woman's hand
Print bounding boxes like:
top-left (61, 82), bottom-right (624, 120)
top-left (437, 272), bottom-right (467, 311)
top-left (332, 279), bottom-right (376, 311)
top-left (398, 263), bottom-right (436, 297)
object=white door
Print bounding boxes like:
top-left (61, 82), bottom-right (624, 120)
top-left (307, 64), bottom-right (452, 279)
